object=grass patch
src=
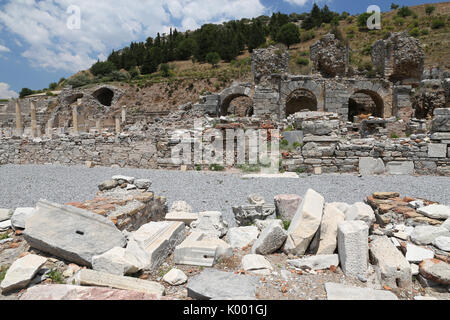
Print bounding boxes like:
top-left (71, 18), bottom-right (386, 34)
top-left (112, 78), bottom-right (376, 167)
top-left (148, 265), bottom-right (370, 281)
top-left (0, 266), bottom-right (9, 282)
top-left (0, 232), bottom-right (10, 240)
top-left (390, 133), bottom-right (400, 139)
top-left (209, 164), bottom-right (225, 171)
top-left (48, 269), bottom-right (64, 284)
top-left (283, 220), bottom-right (291, 230)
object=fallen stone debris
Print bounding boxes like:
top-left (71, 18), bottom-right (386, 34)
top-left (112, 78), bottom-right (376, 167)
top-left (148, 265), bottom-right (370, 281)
top-left (0, 178), bottom-right (448, 301)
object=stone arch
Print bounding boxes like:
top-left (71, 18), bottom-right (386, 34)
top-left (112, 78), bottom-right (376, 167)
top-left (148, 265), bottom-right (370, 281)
top-left (279, 78), bottom-right (324, 118)
top-left (93, 87), bottom-right (114, 106)
top-left (65, 93), bottom-right (83, 105)
top-left (219, 85), bottom-right (252, 116)
top-left (285, 88), bottom-right (318, 116)
top-left (348, 89), bottom-right (384, 122)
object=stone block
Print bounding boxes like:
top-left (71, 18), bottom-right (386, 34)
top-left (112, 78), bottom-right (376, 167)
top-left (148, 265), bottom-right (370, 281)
top-left (283, 189), bottom-right (324, 256)
top-left (325, 282), bottom-right (398, 300)
top-left (252, 223), bottom-right (287, 255)
top-left (190, 211), bottom-right (228, 238)
top-left (433, 236), bottom-right (450, 251)
top-left (163, 268), bottom-right (188, 286)
top-left (165, 211), bottom-right (199, 225)
top-left (23, 200), bottom-right (127, 267)
top-left (287, 254), bottom-right (339, 270)
top-left (417, 204), bottom-right (450, 220)
top-left (232, 205), bottom-right (276, 226)
top-left (92, 247), bottom-right (142, 276)
top-left (226, 226), bottom-right (259, 248)
top-left (0, 254), bottom-right (47, 293)
top-left (127, 221), bottom-right (186, 272)
top-left (313, 203), bottom-right (345, 255)
top-left (274, 194), bottom-right (302, 222)
top-left (345, 202), bottom-right (376, 226)
top-left (242, 254), bottom-right (273, 275)
top-left (405, 243), bottom-right (434, 263)
top-left (174, 232), bottom-right (232, 267)
top-left (419, 259), bottom-right (450, 285)
top-left (410, 225), bottom-right (450, 245)
top-left (428, 144), bottom-right (447, 158)
top-left (20, 284), bottom-right (171, 300)
top-left (11, 207), bottom-right (36, 229)
top-left (187, 269), bottom-right (259, 300)
top-left (0, 209), bottom-right (12, 222)
top-left (71, 269), bottom-right (165, 296)
top-left (337, 220), bottom-right (369, 278)
top-left (386, 161), bottom-right (414, 175)
top-left (359, 157), bottom-right (385, 175)
top-left (282, 131), bottom-right (304, 145)
top-left (369, 236), bottom-right (411, 288)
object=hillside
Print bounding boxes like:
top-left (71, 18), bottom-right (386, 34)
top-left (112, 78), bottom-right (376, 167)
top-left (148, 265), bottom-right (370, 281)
top-left (52, 2), bottom-right (450, 114)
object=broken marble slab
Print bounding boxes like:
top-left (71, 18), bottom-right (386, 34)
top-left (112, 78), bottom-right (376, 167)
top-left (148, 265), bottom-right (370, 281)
top-left (23, 200), bottom-right (127, 267)
top-left (0, 254), bottom-right (47, 293)
top-left (232, 204), bottom-right (276, 227)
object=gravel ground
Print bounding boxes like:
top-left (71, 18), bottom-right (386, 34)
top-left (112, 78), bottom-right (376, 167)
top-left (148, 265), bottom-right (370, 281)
top-left (1, 164), bottom-right (449, 226)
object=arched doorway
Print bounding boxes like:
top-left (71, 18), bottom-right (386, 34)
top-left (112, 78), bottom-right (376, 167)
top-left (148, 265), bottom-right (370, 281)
top-left (348, 90), bottom-right (384, 122)
top-left (286, 89), bottom-right (318, 116)
top-left (93, 88), bottom-right (114, 106)
top-left (220, 94), bottom-right (253, 117)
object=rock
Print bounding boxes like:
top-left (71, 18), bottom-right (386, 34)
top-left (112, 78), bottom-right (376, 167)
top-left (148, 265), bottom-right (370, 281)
top-left (274, 194), bottom-right (302, 222)
top-left (72, 269), bottom-right (165, 296)
top-left (314, 203), bottom-right (345, 255)
top-left (386, 161), bottom-right (414, 175)
top-left (282, 130), bottom-right (304, 144)
top-left (190, 211), bottom-right (228, 238)
top-left (419, 259), bottom-right (450, 285)
top-left (0, 209), bottom-right (12, 222)
top-left (359, 157), bottom-right (385, 175)
top-left (251, 46), bottom-right (289, 84)
top-left (408, 200), bottom-right (425, 209)
top-left (254, 219), bottom-right (284, 231)
top-left (410, 225), bottom-right (450, 245)
top-left (251, 223), bottom-right (287, 255)
top-left (165, 212), bottom-right (199, 225)
top-left (328, 202), bottom-right (350, 213)
top-left (411, 264), bottom-right (419, 276)
top-left (283, 189), bottom-right (324, 256)
top-left (11, 207), bottom-right (36, 229)
top-left (287, 254), bottom-right (339, 270)
top-left (325, 282), bottom-right (398, 300)
top-left (428, 144), bottom-right (447, 158)
top-left (372, 192), bottom-right (400, 200)
top-left (170, 201), bottom-right (192, 213)
top-left (405, 243), bottom-right (434, 263)
top-left (134, 179), bottom-right (151, 189)
top-left (163, 268), bottom-right (188, 286)
top-left (310, 33), bottom-right (348, 77)
top-left (226, 226), bottom-right (259, 248)
top-left (248, 194), bottom-right (265, 205)
top-left (242, 254), bottom-right (273, 275)
top-left (174, 232), bottom-right (232, 267)
top-left (23, 200), bottom-right (127, 267)
top-left (112, 175), bottom-right (135, 184)
top-left (414, 295), bottom-right (438, 300)
top-left (187, 269), bottom-right (259, 300)
top-left (417, 204), bottom-right (450, 220)
top-left (369, 236), bottom-right (411, 288)
top-left (127, 221), bottom-right (186, 271)
top-left (92, 247), bottom-right (142, 276)
top-left (345, 202), bottom-right (375, 226)
top-left (20, 284), bottom-right (172, 300)
top-left (232, 205), bottom-right (276, 226)
top-left (433, 236), bottom-right (450, 251)
top-left (98, 179), bottom-right (118, 191)
top-left (0, 254), bottom-right (47, 293)
top-left (442, 218), bottom-right (450, 231)
top-left (337, 220), bottom-right (369, 278)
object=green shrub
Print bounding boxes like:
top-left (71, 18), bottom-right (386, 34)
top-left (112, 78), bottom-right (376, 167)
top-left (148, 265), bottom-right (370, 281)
top-left (48, 269), bottom-right (64, 284)
top-left (296, 57), bottom-right (309, 66)
top-left (206, 52), bottom-right (221, 67)
top-left (0, 266), bottom-right (9, 282)
top-left (393, 16), bottom-right (405, 26)
top-left (209, 164), bottom-right (225, 171)
top-left (283, 220), bottom-right (291, 230)
top-left (292, 142), bottom-right (303, 148)
top-left (390, 133), bottom-right (400, 139)
top-left (420, 28), bottom-right (430, 35)
top-left (361, 45), bottom-right (372, 56)
top-left (357, 12), bottom-right (372, 29)
top-left (280, 139), bottom-right (289, 147)
top-left (397, 6), bottom-right (414, 18)
top-left (66, 74), bottom-right (92, 88)
top-left (431, 19), bottom-right (445, 29)
top-left (159, 63), bottom-right (171, 77)
top-left (425, 5), bottom-right (436, 16)
top-left (90, 61), bottom-right (116, 76)
top-left (409, 27), bottom-right (420, 37)
top-left (0, 232), bottom-right (9, 240)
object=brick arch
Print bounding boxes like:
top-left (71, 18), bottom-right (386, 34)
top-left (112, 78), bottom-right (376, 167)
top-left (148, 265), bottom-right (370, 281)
top-left (219, 85), bottom-right (252, 116)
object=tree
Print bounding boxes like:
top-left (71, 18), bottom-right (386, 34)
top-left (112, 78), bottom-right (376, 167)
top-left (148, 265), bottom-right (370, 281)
top-left (48, 82), bottom-right (58, 90)
top-left (391, 3), bottom-right (399, 10)
top-left (141, 53), bottom-right (158, 74)
top-left (159, 63), bottom-right (170, 77)
top-left (19, 88), bottom-right (34, 98)
top-left (425, 5), bottom-right (436, 16)
top-left (248, 20), bottom-right (266, 52)
top-left (206, 52), bottom-right (221, 68)
top-left (175, 38), bottom-right (197, 60)
top-left (397, 6), bottom-right (413, 18)
top-left (90, 61), bottom-right (116, 76)
top-left (357, 12), bottom-right (372, 29)
top-left (276, 23), bottom-right (300, 49)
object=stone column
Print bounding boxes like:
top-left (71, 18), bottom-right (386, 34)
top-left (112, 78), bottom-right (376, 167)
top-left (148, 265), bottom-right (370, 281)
top-left (121, 106), bottom-right (127, 123)
top-left (115, 115), bottom-right (121, 134)
top-left (46, 119), bottom-right (53, 138)
top-left (30, 101), bottom-right (38, 137)
top-left (72, 105), bottom-right (79, 135)
top-left (96, 120), bottom-right (101, 132)
top-left (15, 100), bottom-right (23, 136)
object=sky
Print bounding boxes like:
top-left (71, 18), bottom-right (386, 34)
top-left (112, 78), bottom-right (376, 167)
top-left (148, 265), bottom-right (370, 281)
top-left (0, 0), bottom-right (444, 99)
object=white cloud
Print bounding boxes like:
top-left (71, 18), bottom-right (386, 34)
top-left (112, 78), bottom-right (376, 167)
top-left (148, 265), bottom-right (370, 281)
top-left (0, 0), bottom-right (267, 73)
top-left (283, 0), bottom-right (309, 6)
top-left (0, 45), bottom-right (10, 53)
top-left (0, 82), bottom-right (18, 99)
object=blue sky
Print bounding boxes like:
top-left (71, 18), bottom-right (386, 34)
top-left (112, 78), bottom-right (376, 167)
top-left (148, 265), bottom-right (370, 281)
top-left (0, 0), bottom-right (443, 98)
